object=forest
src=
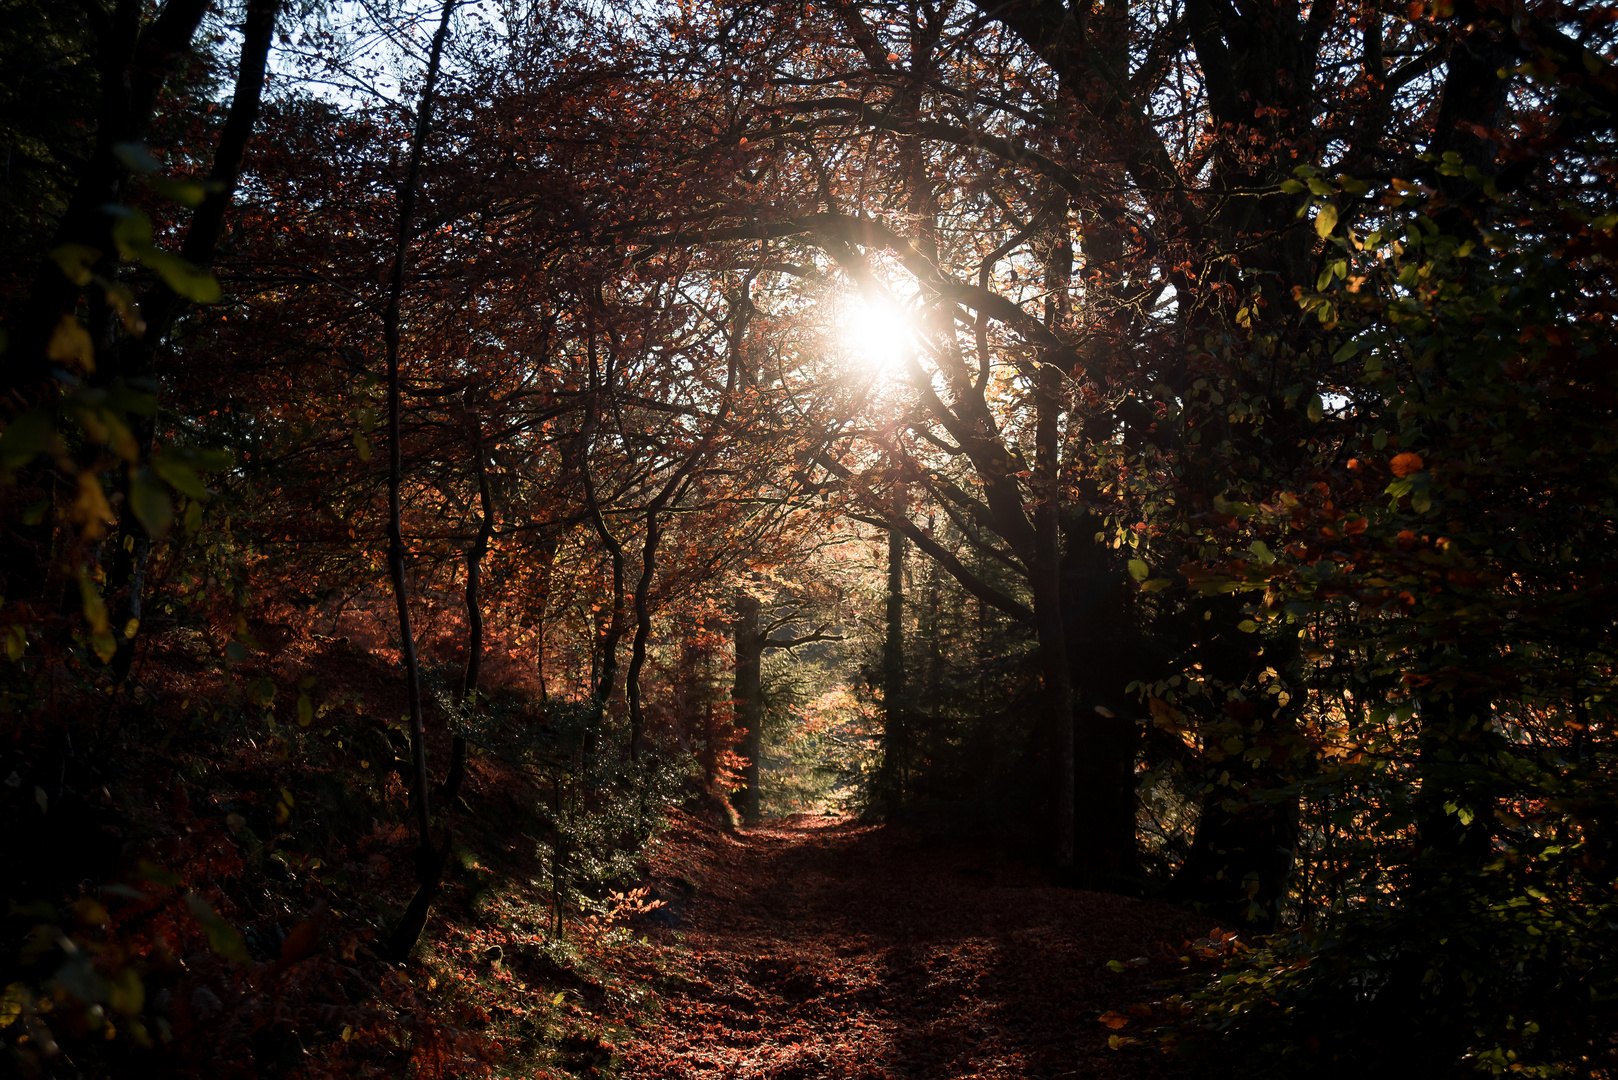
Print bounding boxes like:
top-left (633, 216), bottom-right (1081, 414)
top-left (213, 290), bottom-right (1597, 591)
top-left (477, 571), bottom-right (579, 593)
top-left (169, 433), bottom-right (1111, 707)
top-left (0, 0), bottom-right (1615, 1075)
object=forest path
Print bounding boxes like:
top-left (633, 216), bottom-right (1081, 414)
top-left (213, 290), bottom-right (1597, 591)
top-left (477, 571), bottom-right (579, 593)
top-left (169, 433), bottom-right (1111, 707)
top-left (616, 813), bottom-right (1211, 1079)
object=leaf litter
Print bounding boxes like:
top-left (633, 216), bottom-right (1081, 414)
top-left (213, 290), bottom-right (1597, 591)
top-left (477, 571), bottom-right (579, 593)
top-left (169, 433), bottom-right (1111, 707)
top-left (605, 811), bottom-right (1216, 1079)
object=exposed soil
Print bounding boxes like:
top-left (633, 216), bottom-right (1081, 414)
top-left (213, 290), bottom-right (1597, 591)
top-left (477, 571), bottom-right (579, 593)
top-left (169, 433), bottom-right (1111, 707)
top-left (618, 814), bottom-right (1216, 1079)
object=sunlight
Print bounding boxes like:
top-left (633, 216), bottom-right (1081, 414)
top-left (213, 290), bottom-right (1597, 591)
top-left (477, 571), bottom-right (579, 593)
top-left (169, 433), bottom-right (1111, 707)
top-left (842, 297), bottom-right (914, 377)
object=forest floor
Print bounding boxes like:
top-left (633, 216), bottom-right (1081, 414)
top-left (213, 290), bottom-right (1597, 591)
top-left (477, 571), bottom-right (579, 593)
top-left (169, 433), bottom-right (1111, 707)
top-left (611, 812), bottom-right (1218, 1080)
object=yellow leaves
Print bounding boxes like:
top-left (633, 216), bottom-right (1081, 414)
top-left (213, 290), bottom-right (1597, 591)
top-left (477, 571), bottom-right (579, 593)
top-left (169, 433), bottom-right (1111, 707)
top-left (107, 968), bottom-right (144, 1017)
top-left (48, 315), bottom-right (94, 371)
top-left (0, 983), bottom-right (26, 1029)
top-left (73, 897), bottom-right (110, 927)
top-left (73, 472), bottom-right (116, 540)
top-left (1314, 203), bottom-right (1339, 238)
top-left (50, 243), bottom-right (100, 286)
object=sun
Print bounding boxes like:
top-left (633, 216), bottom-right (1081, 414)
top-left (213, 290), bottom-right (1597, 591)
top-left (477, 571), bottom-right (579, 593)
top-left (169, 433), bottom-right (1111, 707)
top-left (842, 297), bottom-right (914, 376)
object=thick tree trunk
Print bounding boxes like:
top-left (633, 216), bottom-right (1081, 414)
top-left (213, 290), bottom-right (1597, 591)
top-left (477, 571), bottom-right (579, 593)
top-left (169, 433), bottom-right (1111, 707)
top-left (443, 417), bottom-right (493, 805)
top-left (732, 590), bottom-right (764, 824)
top-left (1033, 356), bottom-right (1075, 875)
top-left (1, 0), bottom-right (211, 611)
top-left (1414, 647), bottom-right (1500, 870)
top-left (1170, 595), bottom-right (1299, 925)
top-left (877, 487), bottom-right (908, 814)
top-left (108, 0), bottom-right (282, 684)
top-left (1063, 520), bottom-right (1142, 888)
top-left (583, 457), bottom-right (627, 719)
top-left (625, 510), bottom-right (661, 762)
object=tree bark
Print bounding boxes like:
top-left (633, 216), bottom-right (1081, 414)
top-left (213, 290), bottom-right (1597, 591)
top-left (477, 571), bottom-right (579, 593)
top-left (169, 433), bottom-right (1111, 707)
top-left (443, 406), bottom-right (493, 805)
top-left (731, 590), bottom-right (764, 824)
top-left (108, 0), bottom-right (282, 684)
top-left (377, 0), bottom-right (458, 967)
top-left (625, 509), bottom-right (661, 763)
top-left (1, 0), bottom-right (211, 611)
top-left (1032, 361), bottom-right (1076, 873)
top-left (878, 485), bottom-right (908, 814)
top-left (381, 0), bottom-right (456, 867)
top-left (583, 454), bottom-right (627, 714)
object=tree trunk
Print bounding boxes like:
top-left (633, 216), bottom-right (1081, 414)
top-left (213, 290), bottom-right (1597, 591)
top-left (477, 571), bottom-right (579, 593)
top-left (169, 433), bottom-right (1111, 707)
top-left (732, 590), bottom-right (764, 824)
top-left (1170, 594), bottom-right (1299, 925)
top-left (878, 486), bottom-right (908, 814)
top-left (382, 0), bottom-right (455, 869)
top-left (1, 0), bottom-right (211, 611)
top-left (625, 509), bottom-right (661, 762)
top-left (1033, 363), bottom-right (1076, 874)
top-left (106, 0), bottom-right (282, 684)
top-left (1063, 520), bottom-right (1142, 888)
top-left (583, 456), bottom-right (627, 718)
top-left (377, 0), bottom-right (457, 966)
top-left (443, 412), bottom-right (493, 805)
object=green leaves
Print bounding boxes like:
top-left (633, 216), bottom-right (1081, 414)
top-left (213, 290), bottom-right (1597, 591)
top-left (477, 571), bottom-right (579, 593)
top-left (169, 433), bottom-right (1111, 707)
top-left (0, 410), bottom-right (61, 475)
top-left (124, 446), bottom-right (233, 538)
top-left (130, 470), bottom-right (173, 537)
top-left (184, 894), bottom-right (250, 966)
top-left (110, 208), bottom-right (220, 304)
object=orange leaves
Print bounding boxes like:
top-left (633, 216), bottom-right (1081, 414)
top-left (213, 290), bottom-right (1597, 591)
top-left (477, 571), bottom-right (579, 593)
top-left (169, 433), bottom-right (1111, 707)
top-left (1148, 696), bottom-right (1183, 727)
top-left (1098, 1010), bottom-right (1130, 1029)
top-left (1389, 452), bottom-right (1424, 477)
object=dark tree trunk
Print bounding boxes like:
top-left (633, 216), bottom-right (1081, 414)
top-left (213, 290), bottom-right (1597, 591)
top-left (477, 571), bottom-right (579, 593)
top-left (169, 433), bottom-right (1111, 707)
top-left (1170, 595), bottom-right (1299, 925)
top-left (1033, 363), bottom-right (1076, 874)
top-left (1, 0), bottom-right (211, 611)
top-left (108, 0), bottom-right (282, 684)
top-left (732, 590), bottom-right (764, 824)
top-left (443, 412), bottom-right (494, 805)
top-left (1062, 519), bottom-right (1142, 889)
top-left (382, 0), bottom-right (456, 871)
top-left (877, 487), bottom-right (908, 813)
top-left (625, 509), bottom-right (661, 762)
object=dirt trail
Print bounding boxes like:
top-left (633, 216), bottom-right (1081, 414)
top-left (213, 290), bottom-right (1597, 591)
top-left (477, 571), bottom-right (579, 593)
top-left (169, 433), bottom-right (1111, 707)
top-left (618, 814), bottom-right (1210, 1079)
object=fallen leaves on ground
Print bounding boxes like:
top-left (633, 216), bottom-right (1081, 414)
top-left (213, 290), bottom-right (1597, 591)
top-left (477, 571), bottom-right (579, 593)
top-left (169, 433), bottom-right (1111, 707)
top-left (608, 812), bottom-right (1215, 1079)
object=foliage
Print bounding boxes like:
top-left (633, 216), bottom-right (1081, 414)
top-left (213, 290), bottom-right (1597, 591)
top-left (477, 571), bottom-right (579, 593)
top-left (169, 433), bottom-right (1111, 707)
top-left (1127, 177), bottom-right (1618, 1073)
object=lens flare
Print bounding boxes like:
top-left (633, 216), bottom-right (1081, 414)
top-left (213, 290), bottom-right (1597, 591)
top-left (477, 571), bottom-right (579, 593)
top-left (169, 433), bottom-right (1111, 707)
top-left (843, 298), bottom-right (912, 375)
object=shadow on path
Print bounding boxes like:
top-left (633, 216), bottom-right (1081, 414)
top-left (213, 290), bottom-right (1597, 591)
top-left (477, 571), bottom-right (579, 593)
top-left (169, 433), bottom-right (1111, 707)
top-left (617, 813), bottom-right (1215, 1079)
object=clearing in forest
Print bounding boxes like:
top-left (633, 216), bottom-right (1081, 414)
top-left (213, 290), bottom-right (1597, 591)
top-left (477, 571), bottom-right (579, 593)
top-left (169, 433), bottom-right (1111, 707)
top-left (617, 814), bottom-right (1212, 1079)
